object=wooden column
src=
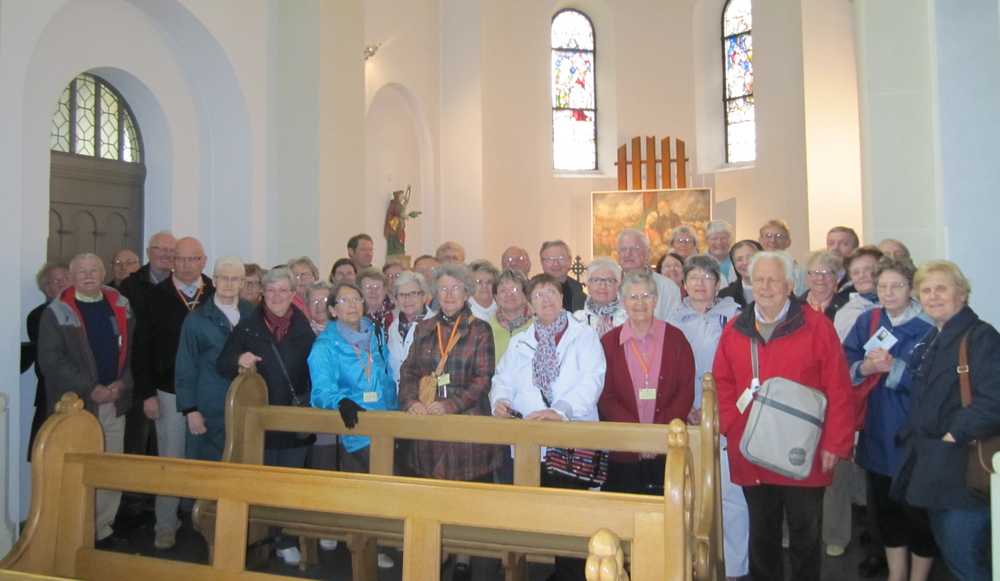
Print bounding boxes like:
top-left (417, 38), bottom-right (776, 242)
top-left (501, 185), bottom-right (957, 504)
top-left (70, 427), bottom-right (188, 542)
top-left (676, 139), bottom-right (687, 188)
top-left (616, 145), bottom-right (627, 190)
top-left (212, 499), bottom-right (249, 572)
top-left (660, 137), bottom-right (672, 189)
top-left (645, 137), bottom-right (657, 190)
top-left (630, 137), bottom-right (642, 190)
top-left (403, 517), bottom-right (442, 581)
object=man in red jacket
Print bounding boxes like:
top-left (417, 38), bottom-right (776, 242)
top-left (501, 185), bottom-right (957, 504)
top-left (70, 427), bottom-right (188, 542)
top-left (712, 251), bottom-right (854, 581)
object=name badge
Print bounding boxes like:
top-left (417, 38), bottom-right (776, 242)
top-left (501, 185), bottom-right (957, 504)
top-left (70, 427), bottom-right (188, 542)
top-left (736, 387), bottom-right (754, 414)
top-left (362, 391), bottom-right (378, 404)
top-left (638, 387), bottom-right (657, 401)
top-left (437, 373), bottom-right (450, 387)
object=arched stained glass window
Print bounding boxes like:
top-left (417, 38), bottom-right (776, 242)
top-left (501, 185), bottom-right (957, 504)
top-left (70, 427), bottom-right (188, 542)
top-left (551, 9), bottom-right (597, 171)
top-left (50, 73), bottom-right (142, 164)
top-left (723, 0), bottom-right (755, 163)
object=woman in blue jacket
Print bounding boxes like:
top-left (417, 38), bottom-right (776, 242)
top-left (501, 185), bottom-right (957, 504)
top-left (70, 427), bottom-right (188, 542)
top-left (844, 256), bottom-right (936, 581)
top-left (308, 281), bottom-right (397, 472)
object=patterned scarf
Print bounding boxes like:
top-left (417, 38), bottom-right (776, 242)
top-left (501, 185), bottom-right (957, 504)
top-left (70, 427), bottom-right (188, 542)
top-left (368, 296), bottom-right (395, 338)
top-left (585, 297), bottom-right (621, 337)
top-left (262, 304), bottom-right (293, 342)
top-left (397, 307), bottom-right (427, 340)
top-left (496, 306), bottom-right (531, 334)
top-left (337, 319), bottom-right (372, 352)
top-left (532, 310), bottom-right (569, 405)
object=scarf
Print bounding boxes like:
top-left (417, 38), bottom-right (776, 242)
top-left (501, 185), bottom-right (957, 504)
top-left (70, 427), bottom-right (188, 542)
top-left (397, 307), bottom-right (427, 340)
top-left (532, 310), bottom-right (569, 405)
top-left (262, 304), bottom-right (293, 342)
top-left (368, 296), bottom-right (395, 336)
top-left (585, 297), bottom-right (621, 337)
top-left (337, 319), bottom-right (372, 352)
top-left (496, 306), bottom-right (531, 334)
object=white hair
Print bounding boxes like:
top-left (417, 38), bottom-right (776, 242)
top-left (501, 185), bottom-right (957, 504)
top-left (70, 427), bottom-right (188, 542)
top-left (585, 257), bottom-right (622, 281)
top-left (213, 255), bottom-right (245, 276)
top-left (748, 251), bottom-right (795, 285)
top-left (616, 228), bottom-right (651, 252)
top-left (706, 220), bottom-right (734, 238)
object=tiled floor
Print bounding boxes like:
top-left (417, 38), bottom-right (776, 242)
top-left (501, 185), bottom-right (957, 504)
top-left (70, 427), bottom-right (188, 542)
top-left (106, 496), bottom-right (957, 580)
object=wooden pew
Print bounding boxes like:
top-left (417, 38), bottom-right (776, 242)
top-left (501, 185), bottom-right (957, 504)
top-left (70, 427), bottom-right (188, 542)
top-left (0, 393), bottom-right (701, 581)
top-left (192, 373), bottom-right (725, 580)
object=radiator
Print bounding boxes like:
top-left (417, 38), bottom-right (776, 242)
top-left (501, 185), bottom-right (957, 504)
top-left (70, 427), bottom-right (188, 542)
top-left (0, 393), bottom-right (13, 557)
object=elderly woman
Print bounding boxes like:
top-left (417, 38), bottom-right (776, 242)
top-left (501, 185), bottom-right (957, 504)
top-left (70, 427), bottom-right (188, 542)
top-left (718, 240), bottom-right (763, 309)
top-left (842, 257), bottom-right (937, 581)
top-left (398, 263), bottom-right (505, 481)
top-left (705, 220), bottom-right (735, 285)
top-left (387, 271), bottom-right (434, 384)
top-left (599, 269), bottom-right (694, 494)
top-left (667, 255), bottom-right (746, 579)
top-left (834, 246), bottom-right (885, 340)
top-left (240, 263), bottom-right (264, 306)
top-left (218, 266), bottom-right (315, 565)
top-left (491, 273), bottom-right (606, 581)
top-left (305, 282), bottom-right (332, 335)
top-left (358, 269), bottom-right (394, 341)
top-left (175, 257), bottom-right (254, 462)
top-left (669, 225), bottom-right (700, 259)
top-left (713, 251), bottom-right (854, 581)
top-left (467, 259), bottom-right (500, 322)
top-left (329, 258), bottom-right (357, 285)
top-left (878, 238), bottom-right (911, 262)
top-left (890, 261), bottom-right (1000, 581)
top-left (657, 252), bottom-right (686, 295)
top-left (490, 269), bottom-right (532, 361)
top-left (288, 256), bottom-right (319, 313)
top-left (800, 250), bottom-right (847, 320)
top-left (574, 257), bottom-right (627, 337)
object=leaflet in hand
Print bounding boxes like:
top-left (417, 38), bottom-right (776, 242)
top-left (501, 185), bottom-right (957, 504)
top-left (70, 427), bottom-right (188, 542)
top-left (863, 326), bottom-right (898, 353)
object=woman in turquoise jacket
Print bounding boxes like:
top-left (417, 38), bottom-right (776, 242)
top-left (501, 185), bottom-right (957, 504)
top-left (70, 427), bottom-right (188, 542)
top-left (308, 281), bottom-right (397, 471)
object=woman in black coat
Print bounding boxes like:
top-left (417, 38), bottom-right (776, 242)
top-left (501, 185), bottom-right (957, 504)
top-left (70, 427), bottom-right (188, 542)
top-left (717, 239), bottom-right (762, 308)
top-left (891, 260), bottom-right (1000, 581)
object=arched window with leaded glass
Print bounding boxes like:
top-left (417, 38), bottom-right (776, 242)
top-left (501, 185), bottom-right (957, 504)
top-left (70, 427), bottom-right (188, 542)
top-left (551, 9), bottom-right (597, 172)
top-left (47, 73), bottom-right (145, 269)
top-left (723, 0), bottom-right (754, 163)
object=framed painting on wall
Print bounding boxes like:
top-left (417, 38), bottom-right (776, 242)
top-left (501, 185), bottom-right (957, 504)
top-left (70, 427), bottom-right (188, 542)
top-left (592, 188), bottom-right (712, 262)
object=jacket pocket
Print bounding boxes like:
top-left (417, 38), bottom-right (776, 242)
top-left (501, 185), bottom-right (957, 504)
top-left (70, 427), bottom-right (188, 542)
top-left (903, 436), bottom-right (966, 507)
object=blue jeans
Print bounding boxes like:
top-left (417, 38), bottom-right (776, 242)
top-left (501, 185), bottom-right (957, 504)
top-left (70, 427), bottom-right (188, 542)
top-left (264, 445), bottom-right (309, 549)
top-left (928, 506), bottom-right (991, 581)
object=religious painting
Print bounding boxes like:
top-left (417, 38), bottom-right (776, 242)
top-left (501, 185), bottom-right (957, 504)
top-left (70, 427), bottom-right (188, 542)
top-left (591, 188), bottom-right (712, 262)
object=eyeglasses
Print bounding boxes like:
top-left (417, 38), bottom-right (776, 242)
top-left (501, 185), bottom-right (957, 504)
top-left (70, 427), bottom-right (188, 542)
top-left (113, 259), bottom-right (139, 266)
top-left (397, 290), bottom-right (424, 300)
top-left (175, 256), bottom-right (204, 265)
top-left (531, 289), bottom-right (561, 301)
top-left (293, 272), bottom-right (316, 281)
top-left (674, 237), bottom-right (695, 245)
top-left (503, 256), bottom-right (528, 264)
top-left (497, 287), bottom-right (522, 296)
top-left (243, 280), bottom-right (261, 288)
top-left (685, 273), bottom-right (716, 284)
top-left (762, 232), bottom-right (788, 241)
top-left (588, 277), bottom-right (617, 286)
top-left (541, 256), bottom-right (567, 264)
top-left (438, 285), bottom-right (465, 296)
top-left (336, 296), bottom-right (363, 306)
top-left (807, 270), bottom-right (835, 278)
top-left (618, 245), bottom-right (643, 255)
top-left (624, 292), bottom-right (655, 303)
top-left (310, 296), bottom-right (329, 306)
top-left (474, 278), bottom-right (494, 287)
top-left (215, 275), bottom-right (244, 285)
top-left (362, 282), bottom-right (384, 291)
top-left (877, 282), bottom-right (909, 292)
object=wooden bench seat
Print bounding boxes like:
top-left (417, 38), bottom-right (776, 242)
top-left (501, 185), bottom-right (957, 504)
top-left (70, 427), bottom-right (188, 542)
top-left (191, 372), bottom-right (725, 580)
top-left (0, 393), bottom-right (701, 581)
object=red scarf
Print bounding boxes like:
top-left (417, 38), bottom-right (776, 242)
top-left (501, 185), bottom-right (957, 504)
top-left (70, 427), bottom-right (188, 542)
top-left (262, 304), bottom-right (293, 342)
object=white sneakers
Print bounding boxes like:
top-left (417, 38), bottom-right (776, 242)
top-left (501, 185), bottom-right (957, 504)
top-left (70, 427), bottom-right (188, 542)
top-left (153, 524), bottom-right (179, 550)
top-left (377, 552), bottom-right (394, 569)
top-left (319, 538), bottom-right (339, 551)
top-left (276, 546), bottom-right (302, 566)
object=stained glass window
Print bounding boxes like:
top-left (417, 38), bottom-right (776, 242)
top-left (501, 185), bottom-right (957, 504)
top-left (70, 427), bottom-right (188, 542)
top-left (552, 9), bottom-right (597, 171)
top-left (723, 0), bottom-right (755, 163)
top-left (50, 73), bottom-right (142, 164)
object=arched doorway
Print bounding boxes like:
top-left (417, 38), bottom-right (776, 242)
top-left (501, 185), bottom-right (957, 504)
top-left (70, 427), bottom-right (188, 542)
top-left (48, 73), bottom-right (145, 273)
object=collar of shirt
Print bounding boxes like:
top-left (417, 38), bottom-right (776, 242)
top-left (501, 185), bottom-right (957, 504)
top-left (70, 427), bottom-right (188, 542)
top-left (619, 318), bottom-right (666, 346)
top-left (173, 275), bottom-right (203, 298)
top-left (754, 299), bottom-right (791, 324)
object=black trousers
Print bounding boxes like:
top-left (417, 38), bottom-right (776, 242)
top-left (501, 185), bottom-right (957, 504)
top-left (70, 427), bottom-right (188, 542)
top-left (742, 484), bottom-right (824, 581)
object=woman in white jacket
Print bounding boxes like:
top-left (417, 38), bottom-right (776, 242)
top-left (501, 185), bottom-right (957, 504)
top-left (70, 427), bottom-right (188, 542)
top-left (490, 273), bottom-right (606, 581)
top-left (386, 271), bottom-right (434, 385)
top-left (573, 257), bottom-right (627, 338)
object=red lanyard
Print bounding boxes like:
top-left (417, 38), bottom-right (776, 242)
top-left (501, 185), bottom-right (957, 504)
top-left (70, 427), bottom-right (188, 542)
top-left (628, 339), bottom-right (652, 387)
top-left (353, 345), bottom-right (373, 383)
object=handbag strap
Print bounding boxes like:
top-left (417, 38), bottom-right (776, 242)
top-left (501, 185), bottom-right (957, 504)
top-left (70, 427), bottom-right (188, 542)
top-left (269, 340), bottom-right (302, 404)
top-left (750, 338), bottom-right (760, 384)
top-left (958, 331), bottom-right (972, 407)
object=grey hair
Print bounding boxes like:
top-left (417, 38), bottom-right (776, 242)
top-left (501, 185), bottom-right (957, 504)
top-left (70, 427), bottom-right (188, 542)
top-left (706, 220), bottom-right (734, 238)
top-left (748, 251), bottom-right (795, 285)
top-left (497, 268), bottom-right (529, 293)
top-left (682, 254), bottom-right (721, 282)
top-left (431, 262), bottom-right (476, 295)
top-left (305, 281), bottom-right (332, 304)
top-left (69, 253), bottom-right (105, 278)
top-left (213, 255), bottom-right (245, 276)
top-left (287, 256), bottom-right (319, 279)
top-left (805, 250), bottom-right (843, 275)
top-left (616, 228), bottom-right (651, 252)
top-left (621, 270), bottom-right (658, 298)
top-left (35, 261), bottom-right (68, 292)
top-left (670, 225), bottom-right (699, 246)
top-left (586, 257), bottom-right (623, 282)
top-left (357, 267), bottom-right (387, 287)
top-left (539, 239), bottom-right (571, 255)
top-left (262, 266), bottom-right (295, 289)
top-left (392, 270), bottom-right (430, 296)
top-left (469, 259), bottom-right (501, 281)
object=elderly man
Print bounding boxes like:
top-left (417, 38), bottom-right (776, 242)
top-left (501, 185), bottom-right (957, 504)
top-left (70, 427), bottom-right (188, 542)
top-left (826, 226), bottom-right (860, 294)
top-left (120, 230), bottom-right (176, 457)
top-left (712, 251), bottom-right (854, 581)
top-left (23, 262), bottom-right (70, 459)
top-left (110, 249), bottom-right (140, 288)
top-left (435, 240), bottom-right (466, 264)
top-left (539, 240), bottom-right (585, 312)
top-left (347, 233), bottom-right (374, 271)
top-left (133, 236), bottom-right (214, 550)
top-left (758, 219), bottom-right (806, 295)
top-left (38, 253), bottom-right (134, 548)
top-left (705, 220), bottom-right (735, 285)
top-left (616, 229), bottom-right (681, 321)
top-left (501, 246), bottom-right (531, 276)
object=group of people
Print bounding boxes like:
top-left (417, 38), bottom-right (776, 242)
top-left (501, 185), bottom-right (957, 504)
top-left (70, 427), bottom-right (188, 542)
top-left (25, 219), bottom-right (999, 581)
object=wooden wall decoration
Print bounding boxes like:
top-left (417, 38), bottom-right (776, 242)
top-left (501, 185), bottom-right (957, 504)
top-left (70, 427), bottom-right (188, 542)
top-left (614, 136), bottom-right (689, 192)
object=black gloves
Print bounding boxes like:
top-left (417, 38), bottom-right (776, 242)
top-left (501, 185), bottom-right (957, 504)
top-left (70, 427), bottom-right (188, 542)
top-left (338, 398), bottom-right (364, 429)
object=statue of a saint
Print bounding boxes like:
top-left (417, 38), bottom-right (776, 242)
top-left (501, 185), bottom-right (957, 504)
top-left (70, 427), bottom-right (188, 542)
top-left (384, 186), bottom-right (421, 257)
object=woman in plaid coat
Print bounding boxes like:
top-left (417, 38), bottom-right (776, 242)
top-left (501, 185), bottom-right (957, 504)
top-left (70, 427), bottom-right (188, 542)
top-left (398, 262), bottom-right (505, 482)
